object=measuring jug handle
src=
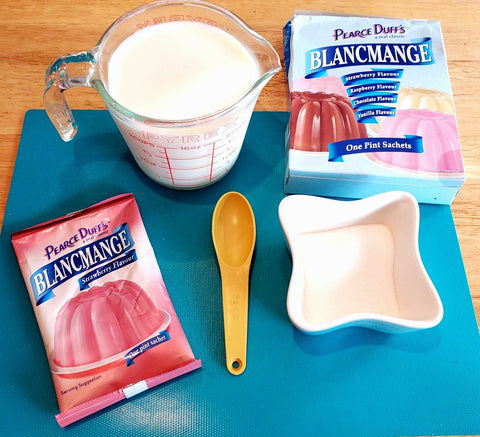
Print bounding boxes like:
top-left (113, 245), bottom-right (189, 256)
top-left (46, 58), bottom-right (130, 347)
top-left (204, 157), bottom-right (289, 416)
top-left (43, 50), bottom-right (96, 141)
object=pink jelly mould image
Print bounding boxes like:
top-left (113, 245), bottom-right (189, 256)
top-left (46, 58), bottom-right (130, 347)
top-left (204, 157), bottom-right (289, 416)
top-left (291, 76), bottom-right (348, 97)
top-left (289, 91), bottom-right (367, 152)
top-left (53, 280), bottom-right (171, 373)
top-left (11, 193), bottom-right (201, 427)
top-left (371, 109), bottom-right (464, 175)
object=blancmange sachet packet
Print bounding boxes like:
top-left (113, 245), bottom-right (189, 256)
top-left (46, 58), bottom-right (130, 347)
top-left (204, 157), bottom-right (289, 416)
top-left (284, 11), bottom-right (464, 204)
top-left (11, 193), bottom-right (201, 427)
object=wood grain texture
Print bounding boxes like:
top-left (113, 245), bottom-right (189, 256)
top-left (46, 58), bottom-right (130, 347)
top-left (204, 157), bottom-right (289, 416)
top-left (1, 0), bottom-right (479, 336)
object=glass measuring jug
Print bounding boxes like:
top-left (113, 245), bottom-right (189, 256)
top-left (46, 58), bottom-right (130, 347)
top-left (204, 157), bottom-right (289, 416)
top-left (44, 0), bottom-right (281, 189)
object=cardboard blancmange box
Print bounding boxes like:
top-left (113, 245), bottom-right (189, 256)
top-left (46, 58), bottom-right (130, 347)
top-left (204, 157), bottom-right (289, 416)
top-left (283, 12), bottom-right (465, 204)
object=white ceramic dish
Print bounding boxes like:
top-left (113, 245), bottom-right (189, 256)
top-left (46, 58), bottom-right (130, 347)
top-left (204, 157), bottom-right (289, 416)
top-left (278, 191), bottom-right (443, 334)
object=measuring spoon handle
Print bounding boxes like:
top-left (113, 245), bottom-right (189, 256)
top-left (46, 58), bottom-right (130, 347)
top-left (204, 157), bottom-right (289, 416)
top-left (220, 265), bottom-right (249, 375)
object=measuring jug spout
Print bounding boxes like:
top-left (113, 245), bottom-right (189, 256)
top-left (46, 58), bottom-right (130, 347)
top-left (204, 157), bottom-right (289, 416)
top-left (244, 36), bottom-right (282, 96)
top-left (240, 28), bottom-right (281, 101)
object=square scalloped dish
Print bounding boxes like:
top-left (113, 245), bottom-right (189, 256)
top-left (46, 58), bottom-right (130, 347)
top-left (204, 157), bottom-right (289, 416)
top-left (278, 191), bottom-right (443, 334)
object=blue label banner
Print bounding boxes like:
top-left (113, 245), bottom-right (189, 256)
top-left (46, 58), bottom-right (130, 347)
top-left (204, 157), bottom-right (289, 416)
top-left (352, 94), bottom-right (398, 109)
top-left (31, 223), bottom-right (135, 305)
top-left (356, 107), bottom-right (397, 122)
top-left (347, 81), bottom-right (400, 97)
top-left (78, 249), bottom-right (137, 290)
top-left (124, 330), bottom-right (171, 366)
top-left (305, 39), bottom-right (433, 77)
top-left (328, 135), bottom-right (423, 162)
top-left (343, 70), bottom-right (404, 86)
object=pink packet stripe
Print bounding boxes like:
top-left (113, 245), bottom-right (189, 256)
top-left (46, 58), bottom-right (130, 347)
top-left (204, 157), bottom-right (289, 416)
top-left (55, 359), bottom-right (202, 427)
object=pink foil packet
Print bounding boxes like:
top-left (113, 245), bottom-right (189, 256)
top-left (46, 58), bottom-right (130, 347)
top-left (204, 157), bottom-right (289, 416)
top-left (11, 193), bottom-right (201, 427)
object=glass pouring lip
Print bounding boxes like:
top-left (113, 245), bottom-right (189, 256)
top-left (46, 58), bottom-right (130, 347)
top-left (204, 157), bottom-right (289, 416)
top-left (91, 0), bottom-right (281, 128)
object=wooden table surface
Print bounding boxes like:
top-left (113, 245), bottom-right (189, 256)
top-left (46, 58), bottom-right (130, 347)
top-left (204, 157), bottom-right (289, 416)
top-left (1, 0), bottom-right (480, 367)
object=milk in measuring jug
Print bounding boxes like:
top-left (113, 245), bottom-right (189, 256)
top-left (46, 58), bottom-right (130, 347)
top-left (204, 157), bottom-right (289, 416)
top-left (107, 21), bottom-right (260, 119)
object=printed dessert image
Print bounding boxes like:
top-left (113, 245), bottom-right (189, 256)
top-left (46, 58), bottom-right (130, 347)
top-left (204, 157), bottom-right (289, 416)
top-left (365, 87), bottom-right (455, 137)
top-left (292, 76), bottom-right (348, 97)
top-left (53, 279), bottom-right (171, 371)
top-left (396, 87), bottom-right (454, 114)
top-left (289, 91), bottom-right (367, 152)
top-left (371, 108), bottom-right (463, 175)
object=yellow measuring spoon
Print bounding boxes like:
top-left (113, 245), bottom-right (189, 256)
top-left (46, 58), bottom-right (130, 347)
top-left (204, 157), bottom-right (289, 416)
top-left (212, 192), bottom-right (256, 375)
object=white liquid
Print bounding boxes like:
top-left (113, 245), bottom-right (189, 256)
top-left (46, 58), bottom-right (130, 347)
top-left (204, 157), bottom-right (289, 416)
top-left (107, 21), bottom-right (260, 120)
top-left (297, 224), bottom-right (399, 324)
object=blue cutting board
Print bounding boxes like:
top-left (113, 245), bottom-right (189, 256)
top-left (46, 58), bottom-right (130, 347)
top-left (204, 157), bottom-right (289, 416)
top-left (1, 110), bottom-right (479, 436)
